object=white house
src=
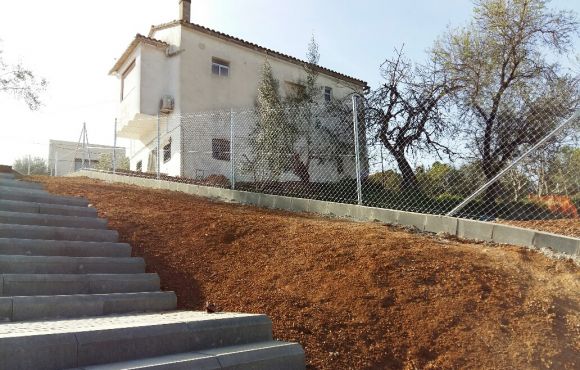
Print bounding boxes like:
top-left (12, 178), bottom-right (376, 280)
top-left (48, 140), bottom-right (126, 177)
top-left (109, 0), bottom-right (367, 182)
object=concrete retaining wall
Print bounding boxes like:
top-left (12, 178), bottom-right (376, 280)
top-left (70, 170), bottom-right (580, 257)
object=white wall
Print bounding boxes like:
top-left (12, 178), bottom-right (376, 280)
top-left (117, 23), bottom-right (365, 181)
top-left (48, 140), bottom-right (126, 177)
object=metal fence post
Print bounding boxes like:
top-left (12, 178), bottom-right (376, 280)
top-left (113, 118), bottom-right (117, 174)
top-left (352, 95), bottom-right (363, 205)
top-left (230, 109), bottom-right (236, 190)
top-left (156, 112), bottom-right (161, 180)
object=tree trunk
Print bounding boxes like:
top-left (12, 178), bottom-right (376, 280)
top-left (292, 153), bottom-right (310, 183)
top-left (482, 159), bottom-right (501, 218)
top-left (392, 150), bottom-right (419, 192)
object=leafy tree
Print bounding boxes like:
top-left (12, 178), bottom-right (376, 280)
top-left (542, 146), bottom-right (580, 195)
top-left (286, 36), bottom-right (322, 183)
top-left (249, 37), bottom-right (355, 184)
top-left (366, 47), bottom-right (456, 192)
top-left (367, 169), bottom-right (402, 191)
top-left (0, 44), bottom-right (47, 110)
top-left (286, 36), bottom-right (356, 183)
top-left (432, 0), bottom-right (579, 209)
top-left (244, 60), bottom-right (297, 184)
top-left (95, 152), bottom-right (130, 172)
top-left (13, 156), bottom-right (47, 175)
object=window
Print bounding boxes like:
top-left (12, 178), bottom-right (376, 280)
top-left (136, 160), bottom-right (142, 172)
top-left (211, 58), bottom-right (229, 77)
top-left (74, 159), bottom-right (99, 171)
top-left (212, 139), bottom-right (230, 161)
top-left (121, 59), bottom-right (137, 101)
top-left (324, 86), bottom-right (332, 102)
top-left (285, 81), bottom-right (306, 98)
top-left (163, 138), bottom-right (172, 163)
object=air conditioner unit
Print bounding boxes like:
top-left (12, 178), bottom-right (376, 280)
top-left (160, 95), bottom-right (174, 113)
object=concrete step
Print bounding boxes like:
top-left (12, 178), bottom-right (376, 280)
top-left (0, 239), bottom-right (132, 257)
top-left (0, 311), bottom-right (273, 370)
top-left (0, 186), bottom-right (89, 207)
top-left (78, 341), bottom-right (305, 370)
top-left (0, 183), bottom-right (48, 195)
top-left (0, 199), bottom-right (98, 217)
top-left (0, 210), bottom-right (107, 229)
top-left (0, 173), bottom-right (16, 180)
top-left (0, 224), bottom-right (118, 242)
top-left (0, 178), bottom-right (44, 190)
top-left (0, 291), bottom-right (177, 322)
top-left (0, 273), bottom-right (160, 296)
top-left (0, 255), bottom-right (145, 274)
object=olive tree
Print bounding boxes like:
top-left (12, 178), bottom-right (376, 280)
top-left (0, 44), bottom-right (46, 110)
top-left (432, 0), bottom-right (579, 208)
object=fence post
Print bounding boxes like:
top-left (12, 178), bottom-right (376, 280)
top-left (112, 118), bottom-right (117, 174)
top-left (156, 112), bottom-right (161, 180)
top-left (352, 95), bottom-right (363, 206)
top-left (230, 109), bottom-right (236, 190)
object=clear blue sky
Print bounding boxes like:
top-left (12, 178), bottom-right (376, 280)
top-left (0, 0), bottom-right (578, 165)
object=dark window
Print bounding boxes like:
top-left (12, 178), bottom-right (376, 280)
top-left (211, 58), bottom-right (229, 77)
top-left (74, 159), bottom-right (99, 171)
top-left (286, 81), bottom-right (306, 98)
top-left (136, 160), bottom-right (142, 172)
top-left (212, 139), bottom-right (230, 161)
top-left (163, 138), bottom-right (172, 163)
top-left (324, 86), bottom-right (332, 102)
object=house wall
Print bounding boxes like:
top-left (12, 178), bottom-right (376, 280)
top-left (116, 49), bottom-right (141, 131)
top-left (170, 26), bottom-right (361, 113)
top-left (118, 24), bottom-right (365, 180)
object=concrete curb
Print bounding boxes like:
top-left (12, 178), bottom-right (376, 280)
top-left (71, 170), bottom-right (580, 257)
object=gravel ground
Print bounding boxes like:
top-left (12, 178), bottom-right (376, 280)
top-left (33, 176), bottom-right (580, 370)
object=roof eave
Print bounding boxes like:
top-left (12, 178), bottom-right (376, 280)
top-left (109, 35), bottom-right (169, 76)
top-left (149, 20), bottom-right (367, 88)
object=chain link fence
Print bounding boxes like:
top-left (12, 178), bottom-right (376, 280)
top-left (104, 98), bottom-right (579, 238)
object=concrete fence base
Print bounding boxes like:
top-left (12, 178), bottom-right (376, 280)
top-left (70, 170), bottom-right (580, 257)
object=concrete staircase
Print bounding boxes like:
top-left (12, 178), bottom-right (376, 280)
top-left (0, 172), bottom-right (304, 370)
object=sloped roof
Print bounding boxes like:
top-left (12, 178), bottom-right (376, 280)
top-left (109, 34), bottom-right (169, 75)
top-left (149, 20), bottom-right (368, 88)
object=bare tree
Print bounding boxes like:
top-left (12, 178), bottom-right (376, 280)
top-left (366, 47), bottom-right (456, 192)
top-left (0, 43), bottom-right (46, 110)
top-left (432, 0), bottom-right (579, 209)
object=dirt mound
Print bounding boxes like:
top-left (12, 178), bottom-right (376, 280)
top-left (34, 176), bottom-right (580, 370)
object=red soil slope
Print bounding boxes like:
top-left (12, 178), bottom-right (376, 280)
top-left (34, 176), bottom-right (580, 370)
